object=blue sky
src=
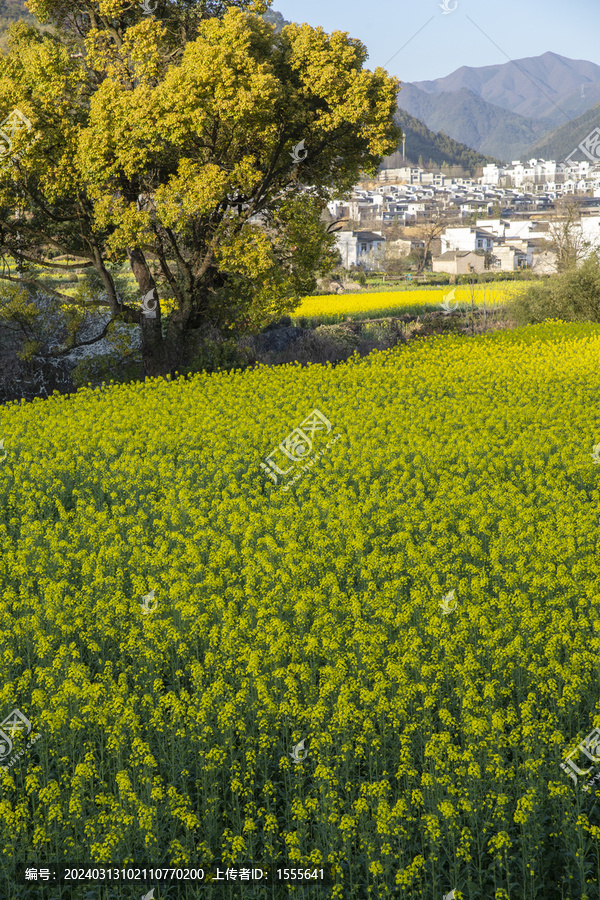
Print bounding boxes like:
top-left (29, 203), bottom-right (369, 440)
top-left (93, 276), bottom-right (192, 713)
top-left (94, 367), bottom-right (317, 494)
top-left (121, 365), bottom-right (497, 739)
top-left (272, 0), bottom-right (599, 83)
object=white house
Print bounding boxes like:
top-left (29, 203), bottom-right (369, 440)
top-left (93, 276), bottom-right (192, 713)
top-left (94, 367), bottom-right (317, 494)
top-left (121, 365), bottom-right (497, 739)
top-left (475, 218), bottom-right (550, 242)
top-left (406, 202), bottom-right (427, 216)
top-left (480, 164), bottom-right (505, 185)
top-left (378, 166), bottom-right (423, 183)
top-left (335, 230), bottom-right (386, 269)
top-left (327, 194), bottom-right (383, 225)
top-left (488, 244), bottom-right (529, 271)
top-left (441, 227), bottom-right (497, 254)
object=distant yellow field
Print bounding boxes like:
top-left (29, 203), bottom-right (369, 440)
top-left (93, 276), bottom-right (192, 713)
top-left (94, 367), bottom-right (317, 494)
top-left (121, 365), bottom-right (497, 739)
top-left (293, 284), bottom-right (526, 320)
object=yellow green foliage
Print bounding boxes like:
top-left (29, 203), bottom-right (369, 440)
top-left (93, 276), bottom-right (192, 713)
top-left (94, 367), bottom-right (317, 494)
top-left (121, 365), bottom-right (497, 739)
top-left (1, 323), bottom-right (600, 896)
top-left (0, 4), bottom-right (402, 366)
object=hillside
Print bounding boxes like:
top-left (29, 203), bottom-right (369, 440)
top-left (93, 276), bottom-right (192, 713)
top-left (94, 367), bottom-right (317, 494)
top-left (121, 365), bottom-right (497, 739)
top-left (0, 0), bottom-right (31, 24)
top-left (262, 8), bottom-right (291, 32)
top-left (397, 83), bottom-right (550, 163)
top-left (0, 0), bottom-right (33, 33)
top-left (0, 0), bottom-right (34, 50)
top-left (383, 106), bottom-right (502, 172)
top-left (526, 100), bottom-right (600, 162)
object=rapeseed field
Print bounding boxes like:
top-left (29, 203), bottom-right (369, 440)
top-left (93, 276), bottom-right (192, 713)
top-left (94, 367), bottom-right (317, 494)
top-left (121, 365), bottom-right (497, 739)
top-left (293, 284), bottom-right (525, 323)
top-left (2, 323), bottom-right (600, 898)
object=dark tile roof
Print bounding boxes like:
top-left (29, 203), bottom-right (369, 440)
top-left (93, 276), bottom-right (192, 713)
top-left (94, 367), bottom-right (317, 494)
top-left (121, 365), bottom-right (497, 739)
top-left (435, 250), bottom-right (478, 260)
top-left (354, 231), bottom-right (386, 241)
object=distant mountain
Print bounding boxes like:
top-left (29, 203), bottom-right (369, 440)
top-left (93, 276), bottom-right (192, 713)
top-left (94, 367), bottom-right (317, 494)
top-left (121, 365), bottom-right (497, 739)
top-left (383, 108), bottom-right (501, 172)
top-left (262, 9), bottom-right (291, 33)
top-left (0, 1), bottom-right (32, 25)
top-left (526, 102), bottom-right (600, 162)
top-left (397, 84), bottom-right (549, 163)
top-left (0, 1), bottom-right (34, 50)
top-left (412, 52), bottom-right (600, 126)
top-left (397, 52), bottom-right (600, 162)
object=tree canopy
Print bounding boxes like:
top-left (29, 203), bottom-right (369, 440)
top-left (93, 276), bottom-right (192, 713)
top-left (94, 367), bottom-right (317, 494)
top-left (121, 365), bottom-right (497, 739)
top-left (0, 0), bottom-right (401, 375)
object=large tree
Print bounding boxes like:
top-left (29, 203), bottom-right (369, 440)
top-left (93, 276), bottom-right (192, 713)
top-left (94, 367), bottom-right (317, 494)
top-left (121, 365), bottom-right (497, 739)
top-left (0, 0), bottom-right (401, 376)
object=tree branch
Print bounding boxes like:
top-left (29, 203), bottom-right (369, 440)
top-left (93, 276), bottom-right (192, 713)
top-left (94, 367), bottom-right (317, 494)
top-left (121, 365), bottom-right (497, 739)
top-left (47, 316), bottom-right (114, 358)
top-left (0, 271), bottom-right (72, 301)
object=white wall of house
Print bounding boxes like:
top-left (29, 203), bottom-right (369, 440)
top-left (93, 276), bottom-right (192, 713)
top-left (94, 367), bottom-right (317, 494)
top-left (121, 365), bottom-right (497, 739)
top-left (580, 216), bottom-right (600, 251)
top-left (335, 232), bottom-right (358, 268)
top-left (327, 200), bottom-right (349, 218)
top-left (432, 252), bottom-right (486, 275)
top-left (531, 250), bottom-right (558, 275)
top-left (481, 164), bottom-right (505, 184)
top-left (490, 246), bottom-right (522, 271)
top-left (503, 238), bottom-right (533, 266)
top-left (357, 237), bottom-right (385, 270)
top-left (441, 227), bottom-right (495, 253)
top-left (334, 232), bottom-right (386, 269)
top-left (475, 219), bottom-right (539, 241)
top-left (475, 219), bottom-right (506, 237)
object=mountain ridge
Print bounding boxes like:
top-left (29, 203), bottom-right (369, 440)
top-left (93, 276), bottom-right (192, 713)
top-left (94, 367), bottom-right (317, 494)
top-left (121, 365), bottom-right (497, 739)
top-left (401, 51), bottom-right (600, 161)
top-left (411, 51), bottom-right (600, 124)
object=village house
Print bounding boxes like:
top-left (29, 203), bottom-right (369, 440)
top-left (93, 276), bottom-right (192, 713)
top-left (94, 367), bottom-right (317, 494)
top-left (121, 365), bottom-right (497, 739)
top-left (435, 223), bottom-right (532, 271)
top-left (431, 250), bottom-right (487, 275)
top-left (440, 227), bottom-right (497, 254)
top-left (334, 230), bottom-right (386, 270)
top-left (488, 244), bottom-right (529, 270)
top-left (326, 164), bottom-right (600, 261)
top-left (389, 238), bottom-right (425, 255)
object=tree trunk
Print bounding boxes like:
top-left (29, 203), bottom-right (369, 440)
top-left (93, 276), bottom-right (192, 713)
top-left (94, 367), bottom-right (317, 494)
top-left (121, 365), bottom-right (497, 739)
top-left (94, 249), bottom-right (121, 315)
top-left (128, 248), bottom-right (168, 378)
top-left (163, 299), bottom-right (194, 376)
